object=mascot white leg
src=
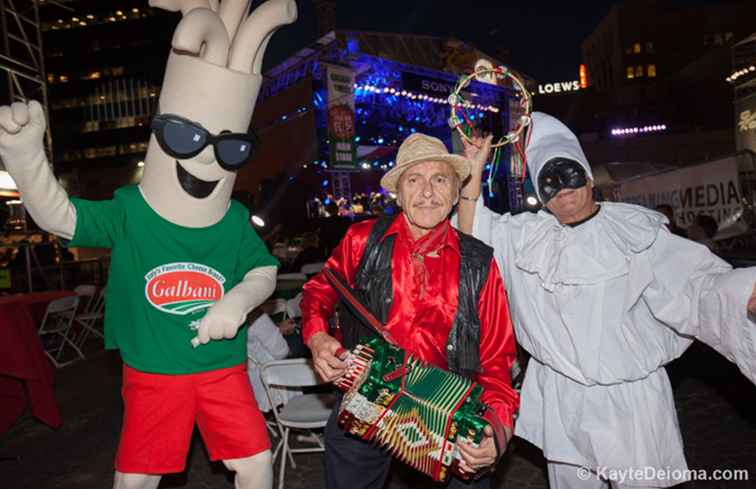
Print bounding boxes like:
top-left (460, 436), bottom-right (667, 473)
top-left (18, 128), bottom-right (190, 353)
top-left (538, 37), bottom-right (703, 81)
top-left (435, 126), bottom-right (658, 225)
top-left (113, 472), bottom-right (161, 489)
top-left (224, 451), bottom-right (273, 489)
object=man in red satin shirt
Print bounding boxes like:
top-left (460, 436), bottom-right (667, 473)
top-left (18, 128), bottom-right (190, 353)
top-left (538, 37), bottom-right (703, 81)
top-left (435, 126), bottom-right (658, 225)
top-left (301, 133), bottom-right (519, 489)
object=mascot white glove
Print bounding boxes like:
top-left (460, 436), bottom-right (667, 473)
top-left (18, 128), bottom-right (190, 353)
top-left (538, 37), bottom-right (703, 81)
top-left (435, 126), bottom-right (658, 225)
top-left (0, 101), bottom-right (76, 239)
top-left (192, 265), bottom-right (277, 347)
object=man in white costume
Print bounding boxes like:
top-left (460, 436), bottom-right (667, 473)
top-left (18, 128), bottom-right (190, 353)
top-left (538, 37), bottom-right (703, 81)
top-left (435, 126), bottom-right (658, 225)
top-left (457, 112), bottom-right (756, 488)
top-left (0, 1), bottom-right (297, 488)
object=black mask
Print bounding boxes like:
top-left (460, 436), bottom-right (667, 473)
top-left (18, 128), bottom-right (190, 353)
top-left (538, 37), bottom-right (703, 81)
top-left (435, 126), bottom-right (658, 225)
top-left (537, 158), bottom-right (588, 204)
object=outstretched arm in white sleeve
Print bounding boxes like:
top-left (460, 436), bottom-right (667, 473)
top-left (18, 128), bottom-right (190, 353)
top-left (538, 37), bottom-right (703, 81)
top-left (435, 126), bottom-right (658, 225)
top-left (0, 101), bottom-right (76, 239)
top-left (645, 230), bottom-right (756, 384)
top-left (454, 134), bottom-right (502, 247)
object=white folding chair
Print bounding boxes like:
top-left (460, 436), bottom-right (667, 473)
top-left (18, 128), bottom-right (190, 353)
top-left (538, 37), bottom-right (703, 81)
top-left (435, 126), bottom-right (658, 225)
top-left (74, 285), bottom-right (106, 348)
top-left (38, 295), bottom-right (83, 368)
top-left (261, 358), bottom-right (333, 489)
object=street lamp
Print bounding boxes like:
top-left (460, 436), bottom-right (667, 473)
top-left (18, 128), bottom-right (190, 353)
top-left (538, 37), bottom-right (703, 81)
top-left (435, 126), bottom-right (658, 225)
top-left (251, 215), bottom-right (265, 227)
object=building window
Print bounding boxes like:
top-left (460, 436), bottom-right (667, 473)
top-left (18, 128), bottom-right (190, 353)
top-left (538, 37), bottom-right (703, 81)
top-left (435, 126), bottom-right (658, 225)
top-left (625, 46), bottom-right (632, 55)
top-left (626, 66), bottom-right (635, 79)
top-left (646, 41), bottom-right (654, 53)
top-left (633, 42), bottom-right (641, 54)
top-left (647, 64), bottom-right (657, 77)
top-left (635, 65), bottom-right (644, 77)
top-left (104, 66), bottom-right (125, 77)
top-left (83, 146), bottom-right (117, 159)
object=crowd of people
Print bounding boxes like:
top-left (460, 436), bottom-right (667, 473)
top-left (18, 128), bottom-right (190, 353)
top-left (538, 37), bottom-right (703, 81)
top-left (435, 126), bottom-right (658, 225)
top-left (307, 192), bottom-right (398, 220)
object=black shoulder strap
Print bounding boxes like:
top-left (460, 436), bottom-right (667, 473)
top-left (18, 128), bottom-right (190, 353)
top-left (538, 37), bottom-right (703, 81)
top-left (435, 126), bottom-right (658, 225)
top-left (354, 214), bottom-right (398, 286)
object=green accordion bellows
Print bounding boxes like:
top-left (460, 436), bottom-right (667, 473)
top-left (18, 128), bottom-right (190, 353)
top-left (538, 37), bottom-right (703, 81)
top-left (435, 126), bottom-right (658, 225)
top-left (334, 337), bottom-right (489, 483)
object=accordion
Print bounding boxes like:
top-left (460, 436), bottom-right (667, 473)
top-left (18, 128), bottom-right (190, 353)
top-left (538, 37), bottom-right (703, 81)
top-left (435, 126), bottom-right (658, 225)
top-left (334, 337), bottom-right (489, 483)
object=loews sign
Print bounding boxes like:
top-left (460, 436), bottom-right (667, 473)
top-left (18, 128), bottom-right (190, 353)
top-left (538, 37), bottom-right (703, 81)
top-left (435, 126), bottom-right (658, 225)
top-left (537, 80), bottom-right (580, 95)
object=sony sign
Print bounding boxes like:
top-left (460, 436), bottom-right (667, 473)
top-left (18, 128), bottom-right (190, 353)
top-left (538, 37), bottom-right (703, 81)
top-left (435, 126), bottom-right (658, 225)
top-left (419, 78), bottom-right (457, 96)
top-left (538, 80), bottom-right (580, 95)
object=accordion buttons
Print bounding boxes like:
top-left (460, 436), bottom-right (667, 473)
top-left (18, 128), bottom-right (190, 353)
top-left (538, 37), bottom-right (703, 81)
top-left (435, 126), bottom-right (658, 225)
top-left (447, 345), bottom-right (454, 351)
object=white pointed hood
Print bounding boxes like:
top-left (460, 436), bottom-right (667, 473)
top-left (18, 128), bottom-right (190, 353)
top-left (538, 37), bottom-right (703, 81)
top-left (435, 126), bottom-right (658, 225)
top-left (525, 112), bottom-right (593, 201)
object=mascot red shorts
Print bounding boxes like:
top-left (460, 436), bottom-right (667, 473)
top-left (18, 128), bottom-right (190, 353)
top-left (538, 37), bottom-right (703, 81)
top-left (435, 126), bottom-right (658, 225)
top-left (115, 363), bottom-right (270, 474)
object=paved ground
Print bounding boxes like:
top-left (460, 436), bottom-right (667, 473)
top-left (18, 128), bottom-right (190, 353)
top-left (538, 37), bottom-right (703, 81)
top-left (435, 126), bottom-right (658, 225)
top-left (2, 342), bottom-right (756, 489)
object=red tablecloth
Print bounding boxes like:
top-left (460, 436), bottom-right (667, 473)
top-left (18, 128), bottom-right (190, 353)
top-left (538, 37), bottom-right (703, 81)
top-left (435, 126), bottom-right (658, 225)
top-left (0, 290), bottom-right (75, 434)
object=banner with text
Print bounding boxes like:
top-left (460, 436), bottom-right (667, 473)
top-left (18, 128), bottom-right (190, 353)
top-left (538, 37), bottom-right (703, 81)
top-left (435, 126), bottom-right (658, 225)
top-left (617, 157), bottom-right (746, 238)
top-left (326, 64), bottom-right (357, 170)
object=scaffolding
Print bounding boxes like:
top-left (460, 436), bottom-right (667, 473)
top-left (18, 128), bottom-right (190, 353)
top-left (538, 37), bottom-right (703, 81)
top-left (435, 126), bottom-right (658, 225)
top-left (0, 0), bottom-right (69, 158)
top-left (0, 0), bottom-right (70, 291)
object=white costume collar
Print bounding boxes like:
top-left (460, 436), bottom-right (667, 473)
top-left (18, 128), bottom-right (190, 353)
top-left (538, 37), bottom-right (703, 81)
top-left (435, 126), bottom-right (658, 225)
top-left (512, 203), bottom-right (666, 288)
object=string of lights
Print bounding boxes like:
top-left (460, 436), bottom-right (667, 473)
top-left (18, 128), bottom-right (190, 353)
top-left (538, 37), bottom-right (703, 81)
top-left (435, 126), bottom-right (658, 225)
top-left (726, 65), bottom-right (755, 83)
top-left (611, 124), bottom-right (667, 136)
top-left (354, 84), bottom-right (500, 113)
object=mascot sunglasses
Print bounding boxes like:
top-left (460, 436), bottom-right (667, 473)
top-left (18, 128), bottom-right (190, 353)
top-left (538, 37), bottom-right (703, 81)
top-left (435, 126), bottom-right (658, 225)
top-left (151, 113), bottom-right (259, 171)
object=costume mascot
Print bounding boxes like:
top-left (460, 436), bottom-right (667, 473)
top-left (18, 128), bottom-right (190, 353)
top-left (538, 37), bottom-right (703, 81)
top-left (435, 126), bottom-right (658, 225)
top-left (0, 1), bottom-right (297, 488)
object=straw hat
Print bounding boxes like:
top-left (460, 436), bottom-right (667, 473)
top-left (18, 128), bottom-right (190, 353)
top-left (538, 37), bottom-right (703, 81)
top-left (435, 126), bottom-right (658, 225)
top-left (380, 133), bottom-right (471, 192)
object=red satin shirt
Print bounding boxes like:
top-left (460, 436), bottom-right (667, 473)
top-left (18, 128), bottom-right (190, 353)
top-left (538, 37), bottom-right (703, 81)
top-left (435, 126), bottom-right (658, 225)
top-left (301, 214), bottom-right (519, 441)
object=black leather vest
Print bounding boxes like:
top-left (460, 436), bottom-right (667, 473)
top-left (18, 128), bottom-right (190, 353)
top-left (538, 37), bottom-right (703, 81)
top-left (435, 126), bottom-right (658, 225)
top-left (339, 215), bottom-right (493, 379)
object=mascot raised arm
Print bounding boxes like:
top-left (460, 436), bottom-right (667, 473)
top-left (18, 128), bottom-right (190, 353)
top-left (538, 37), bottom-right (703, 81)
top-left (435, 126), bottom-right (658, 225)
top-left (0, 1), bottom-right (297, 488)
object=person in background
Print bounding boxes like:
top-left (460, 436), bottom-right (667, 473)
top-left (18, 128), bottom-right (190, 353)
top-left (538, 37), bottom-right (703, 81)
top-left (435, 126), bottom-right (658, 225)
top-left (33, 233), bottom-right (56, 267)
top-left (246, 311), bottom-right (300, 413)
top-left (351, 194), bottom-right (365, 215)
top-left (261, 223), bottom-right (283, 254)
top-left (687, 213), bottom-right (718, 251)
top-left (290, 232), bottom-right (324, 275)
top-left (655, 204), bottom-right (686, 237)
top-left (319, 202), bottom-right (352, 257)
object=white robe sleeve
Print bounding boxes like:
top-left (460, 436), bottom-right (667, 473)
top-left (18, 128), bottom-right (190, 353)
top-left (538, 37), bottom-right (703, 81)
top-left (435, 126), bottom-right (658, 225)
top-left (469, 197), bottom-right (500, 247)
top-left (452, 196), bottom-right (516, 285)
top-left (645, 230), bottom-right (756, 384)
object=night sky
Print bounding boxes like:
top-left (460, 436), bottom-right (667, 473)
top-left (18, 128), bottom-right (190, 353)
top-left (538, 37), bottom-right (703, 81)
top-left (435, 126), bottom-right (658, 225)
top-left (263, 0), bottom-right (732, 82)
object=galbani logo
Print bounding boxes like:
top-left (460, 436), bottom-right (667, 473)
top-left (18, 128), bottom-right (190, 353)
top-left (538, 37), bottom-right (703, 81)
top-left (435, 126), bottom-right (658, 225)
top-left (144, 262), bottom-right (226, 315)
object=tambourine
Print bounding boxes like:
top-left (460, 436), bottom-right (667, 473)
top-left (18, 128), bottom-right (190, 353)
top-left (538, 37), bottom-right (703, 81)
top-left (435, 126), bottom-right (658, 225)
top-left (448, 65), bottom-right (532, 149)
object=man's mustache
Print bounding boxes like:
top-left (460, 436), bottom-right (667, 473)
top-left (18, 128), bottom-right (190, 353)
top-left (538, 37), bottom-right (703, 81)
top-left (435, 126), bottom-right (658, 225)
top-left (413, 199), bottom-right (444, 207)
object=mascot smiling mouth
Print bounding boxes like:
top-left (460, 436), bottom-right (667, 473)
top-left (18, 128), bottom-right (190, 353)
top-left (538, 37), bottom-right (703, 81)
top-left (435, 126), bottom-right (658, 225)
top-left (176, 161), bottom-right (220, 199)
